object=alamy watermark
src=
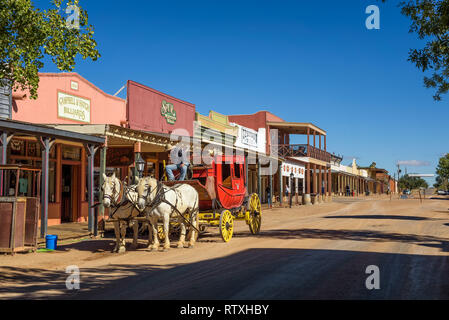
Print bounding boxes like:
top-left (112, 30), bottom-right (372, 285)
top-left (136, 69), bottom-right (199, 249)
top-left (365, 5), bottom-right (380, 30)
top-left (65, 265), bottom-right (80, 290)
top-left (365, 265), bottom-right (380, 290)
top-left (66, 4), bottom-right (80, 30)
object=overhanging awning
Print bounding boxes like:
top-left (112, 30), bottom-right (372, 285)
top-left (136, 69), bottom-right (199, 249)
top-left (0, 119), bottom-right (104, 145)
top-left (267, 122), bottom-right (326, 136)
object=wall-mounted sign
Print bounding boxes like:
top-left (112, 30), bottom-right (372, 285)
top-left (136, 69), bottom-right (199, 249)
top-left (71, 81), bottom-right (79, 90)
top-left (233, 123), bottom-right (266, 154)
top-left (281, 162), bottom-right (305, 179)
top-left (161, 100), bottom-right (177, 124)
top-left (58, 91), bottom-right (90, 123)
top-left (241, 127), bottom-right (258, 148)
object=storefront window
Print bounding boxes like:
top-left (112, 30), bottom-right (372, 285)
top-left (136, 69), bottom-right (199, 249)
top-left (26, 141), bottom-right (41, 158)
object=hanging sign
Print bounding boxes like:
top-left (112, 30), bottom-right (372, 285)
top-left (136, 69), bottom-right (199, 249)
top-left (58, 91), bottom-right (91, 123)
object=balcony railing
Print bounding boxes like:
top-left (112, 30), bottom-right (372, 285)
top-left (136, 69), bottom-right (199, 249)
top-left (277, 144), bottom-right (331, 162)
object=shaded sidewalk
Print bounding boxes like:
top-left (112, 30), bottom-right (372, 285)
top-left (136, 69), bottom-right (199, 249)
top-left (37, 222), bottom-right (92, 246)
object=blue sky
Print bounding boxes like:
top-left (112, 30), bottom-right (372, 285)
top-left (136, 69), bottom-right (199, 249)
top-left (35, 0), bottom-right (448, 183)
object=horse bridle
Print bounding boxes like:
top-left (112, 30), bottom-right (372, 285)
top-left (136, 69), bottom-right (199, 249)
top-left (138, 180), bottom-right (165, 210)
top-left (102, 178), bottom-right (124, 208)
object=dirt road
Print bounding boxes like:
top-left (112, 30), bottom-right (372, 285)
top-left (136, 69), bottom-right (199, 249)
top-left (2, 195), bottom-right (449, 299)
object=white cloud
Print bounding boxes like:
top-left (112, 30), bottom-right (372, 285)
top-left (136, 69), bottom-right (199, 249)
top-left (397, 160), bottom-right (431, 167)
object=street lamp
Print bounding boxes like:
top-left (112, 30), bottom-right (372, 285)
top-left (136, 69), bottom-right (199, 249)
top-left (135, 152), bottom-right (145, 178)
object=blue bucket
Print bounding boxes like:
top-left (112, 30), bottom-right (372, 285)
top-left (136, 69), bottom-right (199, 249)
top-left (45, 234), bottom-right (58, 250)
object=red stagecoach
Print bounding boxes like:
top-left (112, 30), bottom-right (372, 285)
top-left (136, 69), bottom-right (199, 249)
top-left (163, 154), bottom-right (261, 242)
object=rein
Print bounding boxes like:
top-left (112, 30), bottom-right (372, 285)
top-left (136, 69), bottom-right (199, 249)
top-left (140, 180), bottom-right (200, 234)
top-left (107, 179), bottom-right (141, 219)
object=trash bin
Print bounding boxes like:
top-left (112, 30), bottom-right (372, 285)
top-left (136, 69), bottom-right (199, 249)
top-left (45, 234), bottom-right (58, 250)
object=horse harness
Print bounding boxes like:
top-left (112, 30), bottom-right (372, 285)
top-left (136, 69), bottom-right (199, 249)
top-left (108, 180), bottom-right (142, 220)
top-left (139, 180), bottom-right (200, 234)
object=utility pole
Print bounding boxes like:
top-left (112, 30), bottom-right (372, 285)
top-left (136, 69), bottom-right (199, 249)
top-left (397, 163), bottom-right (402, 199)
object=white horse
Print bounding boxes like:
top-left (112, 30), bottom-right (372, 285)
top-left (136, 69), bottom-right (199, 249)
top-left (102, 173), bottom-right (150, 253)
top-left (136, 176), bottom-right (199, 251)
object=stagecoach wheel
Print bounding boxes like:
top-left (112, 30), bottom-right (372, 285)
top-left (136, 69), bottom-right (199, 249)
top-left (219, 210), bottom-right (234, 242)
top-left (248, 193), bottom-right (262, 235)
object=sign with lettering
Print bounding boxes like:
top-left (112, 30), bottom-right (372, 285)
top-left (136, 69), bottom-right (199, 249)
top-left (241, 127), bottom-right (258, 149)
top-left (58, 91), bottom-right (90, 123)
top-left (161, 100), bottom-right (177, 124)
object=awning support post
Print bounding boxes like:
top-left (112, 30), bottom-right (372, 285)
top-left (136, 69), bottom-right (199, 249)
top-left (39, 137), bottom-right (55, 238)
top-left (85, 144), bottom-right (99, 235)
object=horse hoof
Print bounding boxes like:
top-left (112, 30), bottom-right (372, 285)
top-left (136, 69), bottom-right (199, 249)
top-left (118, 247), bottom-right (126, 254)
top-left (177, 244), bottom-right (184, 249)
top-left (188, 245), bottom-right (195, 249)
top-left (163, 248), bottom-right (169, 252)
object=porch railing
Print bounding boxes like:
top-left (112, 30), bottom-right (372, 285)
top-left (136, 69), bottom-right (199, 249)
top-left (277, 144), bottom-right (331, 162)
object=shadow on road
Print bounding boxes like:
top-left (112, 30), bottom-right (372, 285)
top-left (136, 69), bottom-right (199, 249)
top-left (255, 228), bottom-right (449, 252)
top-left (1, 248), bottom-right (449, 300)
top-left (325, 215), bottom-right (431, 221)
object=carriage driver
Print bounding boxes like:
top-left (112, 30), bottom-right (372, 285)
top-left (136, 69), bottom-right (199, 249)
top-left (166, 144), bottom-right (190, 181)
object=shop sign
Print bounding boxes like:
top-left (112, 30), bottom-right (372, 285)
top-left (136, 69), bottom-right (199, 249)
top-left (241, 127), bottom-right (258, 149)
top-left (161, 100), bottom-right (177, 124)
top-left (58, 91), bottom-right (91, 123)
top-left (282, 162), bottom-right (305, 179)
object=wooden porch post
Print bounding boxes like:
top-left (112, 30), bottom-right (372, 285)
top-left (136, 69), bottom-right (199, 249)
top-left (279, 162), bottom-right (283, 206)
top-left (269, 162), bottom-right (273, 208)
top-left (39, 137), bottom-right (53, 238)
top-left (0, 132), bottom-right (9, 195)
top-left (304, 162), bottom-right (311, 205)
top-left (318, 166), bottom-right (323, 197)
top-left (99, 145), bottom-right (107, 219)
top-left (257, 160), bottom-right (261, 201)
top-left (307, 128), bottom-right (310, 147)
top-left (85, 144), bottom-right (98, 235)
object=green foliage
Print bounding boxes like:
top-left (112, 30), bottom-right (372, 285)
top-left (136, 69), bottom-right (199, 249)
top-left (398, 174), bottom-right (429, 190)
top-left (436, 153), bottom-right (449, 179)
top-left (395, 0), bottom-right (449, 100)
top-left (433, 174), bottom-right (448, 189)
top-left (0, 0), bottom-right (100, 99)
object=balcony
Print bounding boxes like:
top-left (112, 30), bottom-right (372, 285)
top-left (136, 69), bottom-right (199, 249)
top-left (277, 144), bottom-right (331, 162)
